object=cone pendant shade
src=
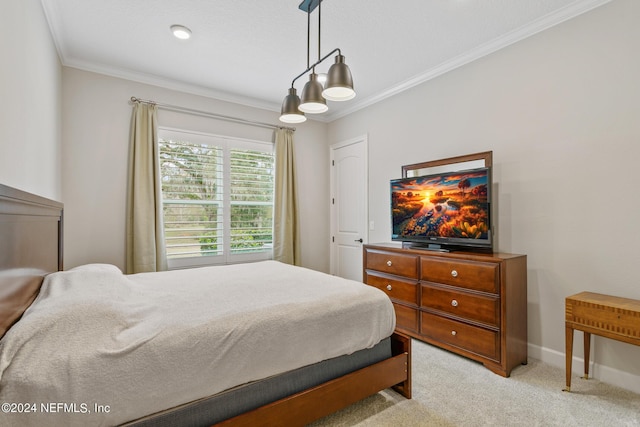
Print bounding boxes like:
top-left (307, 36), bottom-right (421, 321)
top-left (322, 54), bottom-right (355, 101)
top-left (299, 73), bottom-right (328, 114)
top-left (279, 88), bottom-right (306, 123)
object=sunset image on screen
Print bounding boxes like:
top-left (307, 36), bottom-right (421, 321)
top-left (391, 169), bottom-right (489, 240)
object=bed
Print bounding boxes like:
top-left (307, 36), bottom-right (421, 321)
top-left (0, 183), bottom-right (411, 427)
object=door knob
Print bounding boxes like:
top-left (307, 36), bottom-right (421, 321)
top-left (354, 238), bottom-right (363, 243)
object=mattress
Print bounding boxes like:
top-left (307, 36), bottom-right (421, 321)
top-left (0, 261), bottom-right (395, 426)
top-left (125, 337), bottom-right (392, 427)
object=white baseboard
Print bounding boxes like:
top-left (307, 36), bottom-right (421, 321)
top-left (528, 343), bottom-right (640, 395)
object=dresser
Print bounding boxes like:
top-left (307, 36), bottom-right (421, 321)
top-left (363, 243), bottom-right (527, 377)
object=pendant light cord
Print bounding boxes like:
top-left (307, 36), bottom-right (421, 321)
top-left (305, 0), bottom-right (321, 74)
top-left (289, 47), bottom-right (342, 87)
top-left (306, 6), bottom-right (311, 69)
top-left (290, 0), bottom-right (343, 87)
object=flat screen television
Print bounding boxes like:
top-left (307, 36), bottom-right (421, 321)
top-left (391, 167), bottom-right (492, 252)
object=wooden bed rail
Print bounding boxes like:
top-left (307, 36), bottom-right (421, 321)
top-left (215, 332), bottom-right (412, 427)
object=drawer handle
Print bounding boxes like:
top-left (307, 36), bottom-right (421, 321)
top-left (386, 284), bottom-right (392, 291)
top-left (451, 299), bottom-right (458, 307)
top-left (451, 269), bottom-right (458, 278)
top-left (386, 260), bottom-right (393, 267)
top-left (451, 330), bottom-right (457, 336)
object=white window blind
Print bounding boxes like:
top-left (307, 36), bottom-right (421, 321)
top-left (158, 129), bottom-right (274, 268)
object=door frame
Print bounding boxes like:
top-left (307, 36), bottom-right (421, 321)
top-left (329, 134), bottom-right (368, 277)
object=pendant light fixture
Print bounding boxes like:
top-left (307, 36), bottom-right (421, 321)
top-left (279, 87), bottom-right (307, 123)
top-left (279, 0), bottom-right (356, 123)
top-left (322, 54), bottom-right (355, 101)
top-left (299, 73), bottom-right (328, 113)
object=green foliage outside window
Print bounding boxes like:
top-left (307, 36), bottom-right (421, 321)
top-left (159, 138), bottom-right (274, 260)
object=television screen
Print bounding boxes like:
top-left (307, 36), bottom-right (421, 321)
top-left (391, 167), bottom-right (491, 249)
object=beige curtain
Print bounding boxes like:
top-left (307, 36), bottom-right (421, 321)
top-left (273, 128), bottom-right (300, 265)
top-left (125, 102), bottom-right (168, 273)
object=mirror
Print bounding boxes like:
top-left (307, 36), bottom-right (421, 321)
top-left (402, 151), bottom-right (492, 178)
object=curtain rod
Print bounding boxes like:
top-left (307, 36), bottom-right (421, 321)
top-left (130, 97), bottom-right (295, 132)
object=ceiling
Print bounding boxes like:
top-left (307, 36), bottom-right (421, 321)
top-left (41, 0), bottom-right (610, 122)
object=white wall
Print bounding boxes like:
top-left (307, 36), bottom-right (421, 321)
top-left (0, 0), bottom-right (62, 199)
top-left (328, 0), bottom-right (640, 392)
top-left (61, 68), bottom-right (329, 272)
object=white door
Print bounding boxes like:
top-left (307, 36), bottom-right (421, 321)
top-left (330, 135), bottom-right (368, 281)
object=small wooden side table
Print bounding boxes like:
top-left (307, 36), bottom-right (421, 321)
top-left (564, 291), bottom-right (640, 391)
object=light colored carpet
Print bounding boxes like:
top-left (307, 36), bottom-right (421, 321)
top-left (310, 339), bottom-right (640, 426)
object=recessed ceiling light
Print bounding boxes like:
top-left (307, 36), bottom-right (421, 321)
top-left (170, 25), bottom-right (192, 40)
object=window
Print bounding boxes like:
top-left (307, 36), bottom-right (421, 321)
top-left (158, 128), bottom-right (274, 269)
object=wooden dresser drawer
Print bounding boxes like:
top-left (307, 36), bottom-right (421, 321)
top-left (421, 284), bottom-right (499, 326)
top-left (365, 272), bottom-right (418, 305)
top-left (363, 244), bottom-right (527, 377)
top-left (394, 303), bottom-right (419, 333)
top-left (421, 312), bottom-right (499, 360)
top-left (365, 249), bottom-right (419, 278)
top-left (421, 257), bottom-right (499, 293)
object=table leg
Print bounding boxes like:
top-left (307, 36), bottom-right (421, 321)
top-left (564, 325), bottom-right (573, 391)
top-left (583, 331), bottom-right (591, 380)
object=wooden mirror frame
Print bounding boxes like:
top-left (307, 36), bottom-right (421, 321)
top-left (402, 151), bottom-right (493, 178)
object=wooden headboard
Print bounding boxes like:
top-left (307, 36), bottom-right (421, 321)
top-left (0, 184), bottom-right (63, 337)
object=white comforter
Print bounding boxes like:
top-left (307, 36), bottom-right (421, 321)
top-left (0, 261), bottom-right (395, 427)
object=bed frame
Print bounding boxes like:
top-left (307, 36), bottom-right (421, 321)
top-left (0, 183), bottom-right (411, 426)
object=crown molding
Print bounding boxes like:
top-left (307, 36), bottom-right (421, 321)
top-left (42, 0), bottom-right (612, 124)
top-left (40, 1), bottom-right (282, 113)
top-left (325, 0), bottom-right (613, 122)
top-left (63, 58), bottom-right (282, 113)
top-left (40, 0), bottom-right (66, 63)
